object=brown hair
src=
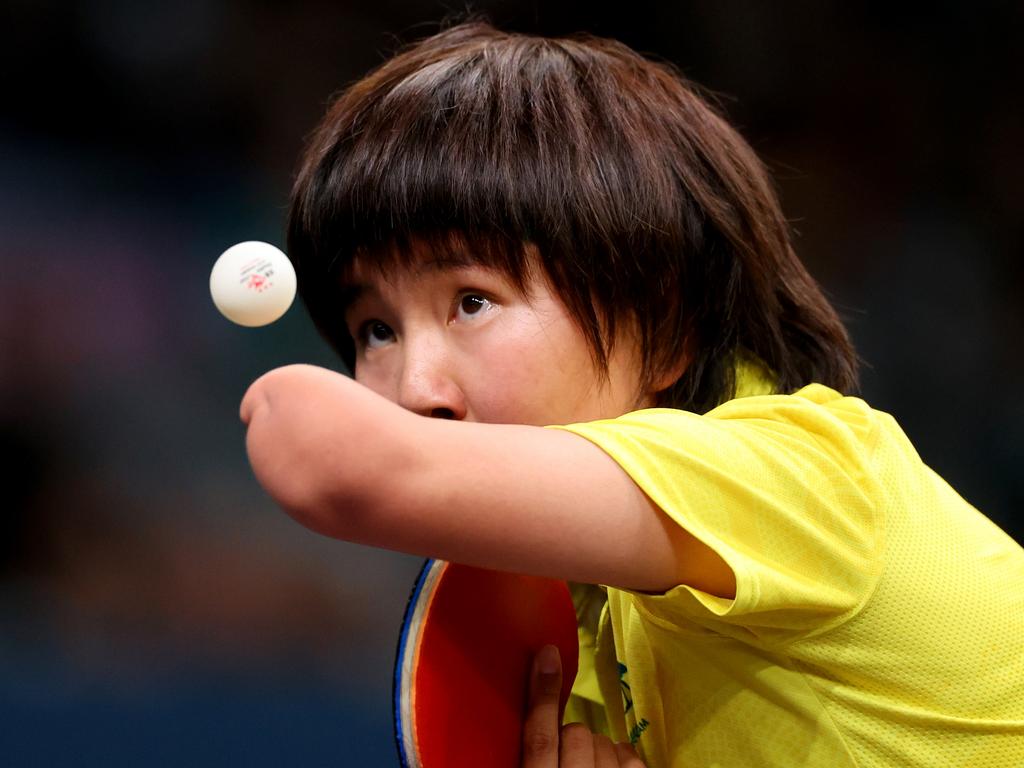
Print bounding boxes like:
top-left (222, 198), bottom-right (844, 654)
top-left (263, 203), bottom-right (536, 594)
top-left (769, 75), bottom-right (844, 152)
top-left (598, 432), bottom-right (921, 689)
top-left (287, 20), bottom-right (858, 413)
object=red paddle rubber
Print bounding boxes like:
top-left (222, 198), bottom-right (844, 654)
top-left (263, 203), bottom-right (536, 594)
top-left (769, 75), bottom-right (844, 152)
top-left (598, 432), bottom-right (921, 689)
top-left (394, 560), bottom-right (579, 768)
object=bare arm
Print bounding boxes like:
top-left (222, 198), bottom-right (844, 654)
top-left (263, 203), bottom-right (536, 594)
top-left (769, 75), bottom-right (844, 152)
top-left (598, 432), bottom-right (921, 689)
top-left (241, 364), bottom-right (734, 596)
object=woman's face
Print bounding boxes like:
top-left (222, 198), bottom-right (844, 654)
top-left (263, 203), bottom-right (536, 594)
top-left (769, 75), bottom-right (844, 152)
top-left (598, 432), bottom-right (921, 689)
top-left (342, 254), bottom-right (655, 426)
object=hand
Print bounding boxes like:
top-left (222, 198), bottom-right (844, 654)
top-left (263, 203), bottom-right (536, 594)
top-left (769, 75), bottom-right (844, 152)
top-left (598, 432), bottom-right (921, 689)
top-left (522, 645), bottom-right (646, 768)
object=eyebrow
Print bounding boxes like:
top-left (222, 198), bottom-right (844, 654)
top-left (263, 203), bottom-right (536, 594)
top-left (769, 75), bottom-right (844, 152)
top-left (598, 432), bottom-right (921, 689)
top-left (339, 283), bottom-right (367, 318)
top-left (419, 255), bottom-right (483, 272)
top-left (340, 256), bottom-right (494, 315)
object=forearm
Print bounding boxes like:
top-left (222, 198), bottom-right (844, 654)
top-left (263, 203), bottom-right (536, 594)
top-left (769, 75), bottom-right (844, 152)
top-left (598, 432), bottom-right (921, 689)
top-left (242, 365), bottom-right (733, 594)
top-left (394, 419), bottom-right (642, 581)
top-left (243, 366), bottom-right (636, 580)
top-left (317, 413), bottom-right (694, 590)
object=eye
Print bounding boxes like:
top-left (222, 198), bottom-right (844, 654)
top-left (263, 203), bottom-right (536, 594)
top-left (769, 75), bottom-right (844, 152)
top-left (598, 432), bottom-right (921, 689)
top-left (358, 320), bottom-right (395, 349)
top-left (454, 293), bottom-right (495, 322)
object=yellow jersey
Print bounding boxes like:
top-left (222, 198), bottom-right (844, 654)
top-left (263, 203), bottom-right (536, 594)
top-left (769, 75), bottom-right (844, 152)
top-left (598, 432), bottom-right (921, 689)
top-left (555, 384), bottom-right (1024, 767)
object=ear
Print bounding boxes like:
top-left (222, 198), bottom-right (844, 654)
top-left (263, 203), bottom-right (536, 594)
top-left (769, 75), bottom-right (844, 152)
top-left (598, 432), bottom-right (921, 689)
top-left (651, 360), bottom-right (687, 395)
top-left (649, 337), bottom-right (693, 395)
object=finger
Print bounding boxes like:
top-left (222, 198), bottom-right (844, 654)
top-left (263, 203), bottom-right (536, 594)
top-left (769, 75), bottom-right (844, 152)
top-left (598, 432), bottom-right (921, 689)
top-left (614, 741), bottom-right (646, 767)
top-left (559, 723), bottom-right (595, 766)
top-left (592, 733), bottom-right (619, 768)
top-left (521, 644), bottom-right (562, 768)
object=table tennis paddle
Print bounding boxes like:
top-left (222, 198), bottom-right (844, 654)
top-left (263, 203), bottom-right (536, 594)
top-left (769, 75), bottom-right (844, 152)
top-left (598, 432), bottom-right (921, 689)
top-left (393, 559), bottom-right (579, 768)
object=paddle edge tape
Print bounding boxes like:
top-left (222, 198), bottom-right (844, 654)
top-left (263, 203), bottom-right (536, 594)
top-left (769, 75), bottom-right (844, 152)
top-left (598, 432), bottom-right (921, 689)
top-left (393, 558), bottom-right (447, 768)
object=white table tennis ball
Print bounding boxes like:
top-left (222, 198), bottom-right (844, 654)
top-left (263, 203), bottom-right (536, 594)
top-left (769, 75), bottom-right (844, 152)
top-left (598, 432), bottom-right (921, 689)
top-left (210, 241), bottom-right (297, 327)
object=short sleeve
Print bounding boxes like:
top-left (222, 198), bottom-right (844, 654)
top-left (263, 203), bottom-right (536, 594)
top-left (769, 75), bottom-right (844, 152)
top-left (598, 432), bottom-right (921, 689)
top-left (551, 387), bottom-right (884, 642)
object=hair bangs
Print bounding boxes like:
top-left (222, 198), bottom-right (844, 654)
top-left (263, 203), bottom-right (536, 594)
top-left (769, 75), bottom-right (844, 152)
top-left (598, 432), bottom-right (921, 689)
top-left (302, 36), bottom-right (584, 279)
top-left (289, 28), bottom-right (626, 373)
top-left (289, 21), bottom-right (858, 405)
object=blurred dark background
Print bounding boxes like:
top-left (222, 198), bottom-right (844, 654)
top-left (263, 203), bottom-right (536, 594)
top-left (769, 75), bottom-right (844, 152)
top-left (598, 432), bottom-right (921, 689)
top-left (1, 1), bottom-right (1020, 764)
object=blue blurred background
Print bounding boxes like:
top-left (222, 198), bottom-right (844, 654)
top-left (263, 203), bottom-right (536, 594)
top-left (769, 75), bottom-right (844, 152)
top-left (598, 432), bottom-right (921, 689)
top-left (1, 1), bottom-right (1021, 764)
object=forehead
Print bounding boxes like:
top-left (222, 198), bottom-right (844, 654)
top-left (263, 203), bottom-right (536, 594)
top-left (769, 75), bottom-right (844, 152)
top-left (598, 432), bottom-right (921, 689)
top-left (339, 237), bottom-right (540, 308)
top-left (341, 253), bottom-right (487, 306)
top-left (345, 251), bottom-right (482, 285)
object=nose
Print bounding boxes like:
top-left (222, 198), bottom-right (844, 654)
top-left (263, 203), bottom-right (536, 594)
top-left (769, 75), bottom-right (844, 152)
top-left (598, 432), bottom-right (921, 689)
top-left (396, 336), bottom-right (467, 420)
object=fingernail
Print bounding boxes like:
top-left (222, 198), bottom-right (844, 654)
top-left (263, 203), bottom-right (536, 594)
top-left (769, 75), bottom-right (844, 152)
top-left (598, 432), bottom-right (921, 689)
top-left (537, 644), bottom-right (560, 675)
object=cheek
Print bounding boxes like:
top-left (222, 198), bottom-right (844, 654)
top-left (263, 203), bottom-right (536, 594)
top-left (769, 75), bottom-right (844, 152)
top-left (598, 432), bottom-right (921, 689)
top-left (462, 328), bottom-right (592, 425)
top-left (353, 361), bottom-right (398, 403)
top-left (461, 352), bottom-right (544, 421)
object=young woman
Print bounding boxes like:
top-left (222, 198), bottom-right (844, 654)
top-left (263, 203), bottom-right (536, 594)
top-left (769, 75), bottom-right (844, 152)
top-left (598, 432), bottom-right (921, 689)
top-left (240, 21), bottom-right (1024, 767)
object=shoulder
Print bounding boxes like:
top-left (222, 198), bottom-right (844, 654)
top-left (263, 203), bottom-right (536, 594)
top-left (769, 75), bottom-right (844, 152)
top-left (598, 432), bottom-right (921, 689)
top-left (561, 384), bottom-right (889, 474)
top-left (553, 385), bottom-right (896, 565)
top-left (709, 384), bottom-right (885, 458)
